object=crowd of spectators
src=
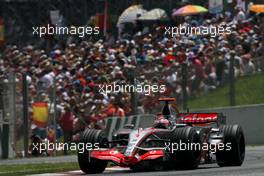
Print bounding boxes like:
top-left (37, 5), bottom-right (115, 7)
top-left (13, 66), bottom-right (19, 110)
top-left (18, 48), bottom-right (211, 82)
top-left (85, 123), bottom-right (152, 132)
top-left (0, 7), bottom-right (264, 148)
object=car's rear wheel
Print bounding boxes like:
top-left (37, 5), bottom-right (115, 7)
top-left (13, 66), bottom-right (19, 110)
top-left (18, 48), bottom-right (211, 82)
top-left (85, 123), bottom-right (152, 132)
top-left (216, 125), bottom-right (245, 167)
top-left (77, 129), bottom-right (108, 174)
top-left (169, 126), bottom-right (202, 169)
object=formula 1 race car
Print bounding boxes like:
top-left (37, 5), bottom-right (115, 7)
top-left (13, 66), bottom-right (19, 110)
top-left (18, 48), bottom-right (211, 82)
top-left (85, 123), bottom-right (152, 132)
top-left (77, 98), bottom-right (245, 174)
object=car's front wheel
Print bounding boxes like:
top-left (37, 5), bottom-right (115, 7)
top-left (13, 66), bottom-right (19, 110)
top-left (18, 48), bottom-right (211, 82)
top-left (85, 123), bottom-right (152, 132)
top-left (77, 129), bottom-right (108, 174)
top-left (169, 126), bottom-right (202, 169)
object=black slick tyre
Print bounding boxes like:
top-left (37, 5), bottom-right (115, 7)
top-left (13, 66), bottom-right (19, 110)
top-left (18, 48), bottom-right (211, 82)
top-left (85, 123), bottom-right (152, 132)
top-left (216, 125), bottom-right (245, 167)
top-left (77, 129), bottom-right (108, 174)
top-left (169, 126), bottom-right (202, 170)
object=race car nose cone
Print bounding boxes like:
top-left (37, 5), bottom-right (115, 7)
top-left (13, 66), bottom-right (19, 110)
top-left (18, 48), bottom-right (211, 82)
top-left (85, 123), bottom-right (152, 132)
top-left (122, 156), bottom-right (138, 165)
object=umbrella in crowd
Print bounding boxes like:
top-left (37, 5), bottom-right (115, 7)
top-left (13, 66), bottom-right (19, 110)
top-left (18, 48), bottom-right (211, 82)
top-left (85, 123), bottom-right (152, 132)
top-left (117, 4), bottom-right (147, 27)
top-left (138, 8), bottom-right (168, 21)
top-left (250, 4), bottom-right (264, 13)
top-left (172, 5), bottom-right (208, 16)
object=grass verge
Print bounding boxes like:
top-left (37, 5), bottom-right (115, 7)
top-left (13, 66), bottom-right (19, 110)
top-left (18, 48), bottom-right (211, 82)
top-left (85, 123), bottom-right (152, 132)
top-left (0, 162), bottom-right (79, 176)
top-left (188, 73), bottom-right (264, 109)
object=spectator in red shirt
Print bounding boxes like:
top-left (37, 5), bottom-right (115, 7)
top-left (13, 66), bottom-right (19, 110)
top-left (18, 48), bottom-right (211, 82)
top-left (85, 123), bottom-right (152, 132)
top-left (59, 105), bottom-right (74, 154)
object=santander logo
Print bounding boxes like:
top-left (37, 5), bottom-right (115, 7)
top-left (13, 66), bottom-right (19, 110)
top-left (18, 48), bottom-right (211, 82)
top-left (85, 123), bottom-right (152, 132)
top-left (181, 114), bottom-right (217, 122)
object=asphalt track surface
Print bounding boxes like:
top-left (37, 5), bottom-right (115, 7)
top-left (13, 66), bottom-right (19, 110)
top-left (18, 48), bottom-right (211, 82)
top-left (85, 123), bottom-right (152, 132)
top-left (32, 146), bottom-right (264, 176)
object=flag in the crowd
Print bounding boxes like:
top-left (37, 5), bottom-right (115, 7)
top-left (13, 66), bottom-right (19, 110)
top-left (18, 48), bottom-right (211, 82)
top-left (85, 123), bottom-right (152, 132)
top-left (95, 13), bottom-right (105, 29)
top-left (0, 17), bottom-right (4, 47)
top-left (95, 13), bottom-right (110, 31)
top-left (32, 102), bottom-right (49, 128)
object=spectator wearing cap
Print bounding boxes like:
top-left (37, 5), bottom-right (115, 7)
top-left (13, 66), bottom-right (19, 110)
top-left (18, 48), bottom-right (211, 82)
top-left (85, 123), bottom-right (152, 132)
top-left (214, 49), bottom-right (226, 86)
top-left (191, 57), bottom-right (206, 95)
top-left (241, 54), bottom-right (255, 75)
top-left (235, 7), bottom-right (246, 23)
top-left (105, 101), bottom-right (125, 118)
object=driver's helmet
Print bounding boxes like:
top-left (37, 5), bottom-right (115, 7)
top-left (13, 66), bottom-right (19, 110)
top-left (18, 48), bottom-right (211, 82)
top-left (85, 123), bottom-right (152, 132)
top-left (153, 114), bottom-right (170, 129)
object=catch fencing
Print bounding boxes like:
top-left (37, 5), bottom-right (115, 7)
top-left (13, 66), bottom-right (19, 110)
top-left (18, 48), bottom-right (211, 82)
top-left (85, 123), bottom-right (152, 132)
top-left (0, 72), bottom-right (58, 158)
top-left (0, 73), bottom-right (18, 158)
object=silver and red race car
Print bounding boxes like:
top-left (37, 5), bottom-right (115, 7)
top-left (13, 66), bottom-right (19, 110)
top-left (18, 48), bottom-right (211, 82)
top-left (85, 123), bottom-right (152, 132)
top-left (77, 98), bottom-right (245, 174)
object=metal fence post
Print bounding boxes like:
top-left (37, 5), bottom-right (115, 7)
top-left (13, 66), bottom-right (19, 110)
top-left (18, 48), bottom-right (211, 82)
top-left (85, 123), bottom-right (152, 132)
top-left (0, 83), bottom-right (3, 157)
top-left (1, 123), bottom-right (9, 159)
top-left (129, 68), bottom-right (137, 115)
top-left (0, 123), bottom-right (1, 157)
top-left (22, 74), bottom-right (29, 157)
top-left (9, 72), bottom-right (16, 158)
top-left (229, 51), bottom-right (236, 106)
top-left (53, 79), bottom-right (57, 156)
top-left (182, 62), bottom-right (188, 110)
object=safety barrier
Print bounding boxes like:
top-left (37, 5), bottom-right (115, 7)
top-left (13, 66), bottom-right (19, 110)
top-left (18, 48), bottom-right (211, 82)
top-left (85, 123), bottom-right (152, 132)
top-left (195, 104), bottom-right (264, 144)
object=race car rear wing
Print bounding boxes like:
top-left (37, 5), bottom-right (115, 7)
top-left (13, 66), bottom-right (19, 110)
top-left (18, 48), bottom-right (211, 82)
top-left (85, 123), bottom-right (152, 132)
top-left (178, 113), bottom-right (226, 125)
top-left (158, 97), bottom-right (226, 126)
